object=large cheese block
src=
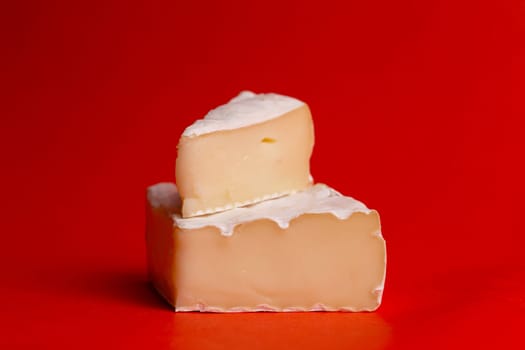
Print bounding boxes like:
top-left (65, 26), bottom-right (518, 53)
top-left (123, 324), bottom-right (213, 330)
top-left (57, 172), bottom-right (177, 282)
top-left (146, 182), bottom-right (387, 312)
top-left (176, 91), bottom-right (314, 218)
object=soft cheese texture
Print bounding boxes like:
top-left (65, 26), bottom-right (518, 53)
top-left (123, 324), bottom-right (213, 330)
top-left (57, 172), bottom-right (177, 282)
top-left (176, 91), bottom-right (314, 218)
top-left (146, 183), bottom-right (387, 312)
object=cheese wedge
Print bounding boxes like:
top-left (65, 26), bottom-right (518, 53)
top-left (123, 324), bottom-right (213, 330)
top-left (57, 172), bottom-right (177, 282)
top-left (146, 183), bottom-right (386, 312)
top-left (176, 91), bottom-right (314, 218)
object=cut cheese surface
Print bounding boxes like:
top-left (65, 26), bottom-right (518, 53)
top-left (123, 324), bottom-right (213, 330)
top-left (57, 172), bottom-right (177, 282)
top-left (146, 183), bottom-right (387, 312)
top-left (176, 91), bottom-right (314, 218)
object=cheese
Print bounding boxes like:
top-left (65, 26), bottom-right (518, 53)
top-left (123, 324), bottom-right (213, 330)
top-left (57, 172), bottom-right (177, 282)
top-left (146, 183), bottom-right (387, 312)
top-left (176, 91), bottom-right (314, 218)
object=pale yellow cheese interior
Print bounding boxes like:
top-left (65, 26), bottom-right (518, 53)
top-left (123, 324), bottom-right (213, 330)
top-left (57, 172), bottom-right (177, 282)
top-left (146, 184), bottom-right (386, 312)
top-left (176, 105), bottom-right (314, 218)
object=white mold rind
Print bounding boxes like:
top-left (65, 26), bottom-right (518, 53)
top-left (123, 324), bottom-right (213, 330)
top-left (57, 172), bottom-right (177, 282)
top-left (175, 302), bottom-right (381, 313)
top-left (147, 183), bottom-right (373, 236)
top-left (182, 91), bottom-right (305, 137)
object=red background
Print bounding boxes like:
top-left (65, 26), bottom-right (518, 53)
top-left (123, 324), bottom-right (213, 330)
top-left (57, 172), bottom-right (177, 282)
top-left (2, 0), bottom-right (524, 348)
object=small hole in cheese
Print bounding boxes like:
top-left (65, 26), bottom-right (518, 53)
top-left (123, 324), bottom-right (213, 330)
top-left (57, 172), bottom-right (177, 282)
top-left (261, 137), bottom-right (276, 143)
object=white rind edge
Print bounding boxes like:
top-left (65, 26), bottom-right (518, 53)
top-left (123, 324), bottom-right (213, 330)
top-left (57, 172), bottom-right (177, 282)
top-left (186, 189), bottom-right (299, 217)
top-left (175, 303), bottom-right (381, 313)
top-left (147, 183), bottom-right (373, 236)
top-left (182, 91), bottom-right (305, 137)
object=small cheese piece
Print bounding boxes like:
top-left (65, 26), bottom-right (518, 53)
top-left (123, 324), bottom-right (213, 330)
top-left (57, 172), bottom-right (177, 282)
top-left (146, 183), bottom-right (387, 312)
top-left (176, 91), bottom-right (314, 218)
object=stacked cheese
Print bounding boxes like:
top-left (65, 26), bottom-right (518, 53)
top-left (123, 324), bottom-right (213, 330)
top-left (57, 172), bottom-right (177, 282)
top-left (146, 91), bottom-right (386, 312)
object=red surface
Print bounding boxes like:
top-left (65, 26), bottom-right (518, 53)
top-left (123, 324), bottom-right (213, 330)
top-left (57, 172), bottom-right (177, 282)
top-left (2, 0), bottom-right (524, 348)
